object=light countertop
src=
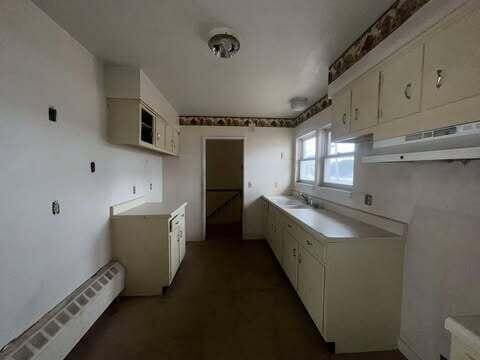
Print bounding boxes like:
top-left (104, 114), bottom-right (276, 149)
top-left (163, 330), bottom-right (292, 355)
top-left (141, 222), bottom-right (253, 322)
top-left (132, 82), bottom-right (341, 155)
top-left (113, 201), bottom-right (187, 217)
top-left (264, 195), bottom-right (399, 241)
top-left (446, 316), bottom-right (480, 351)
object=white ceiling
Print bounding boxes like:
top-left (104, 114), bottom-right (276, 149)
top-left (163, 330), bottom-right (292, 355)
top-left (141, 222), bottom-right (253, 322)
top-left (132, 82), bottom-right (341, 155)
top-left (33, 0), bottom-right (395, 118)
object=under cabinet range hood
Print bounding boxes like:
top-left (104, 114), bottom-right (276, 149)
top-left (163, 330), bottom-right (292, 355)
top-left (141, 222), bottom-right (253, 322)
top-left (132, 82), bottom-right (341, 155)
top-left (363, 121), bottom-right (480, 163)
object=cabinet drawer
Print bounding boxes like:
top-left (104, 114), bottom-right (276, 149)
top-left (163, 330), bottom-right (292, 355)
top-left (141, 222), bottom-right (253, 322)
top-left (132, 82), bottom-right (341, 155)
top-left (284, 216), bottom-right (297, 235)
top-left (295, 226), bottom-right (325, 262)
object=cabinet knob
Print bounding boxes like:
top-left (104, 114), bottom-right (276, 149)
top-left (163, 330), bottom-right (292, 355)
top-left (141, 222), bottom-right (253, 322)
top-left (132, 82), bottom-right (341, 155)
top-left (354, 108), bottom-right (359, 121)
top-left (293, 248), bottom-right (296, 257)
top-left (342, 113), bottom-right (347, 125)
top-left (404, 83), bottom-right (412, 99)
top-left (436, 69), bottom-right (444, 89)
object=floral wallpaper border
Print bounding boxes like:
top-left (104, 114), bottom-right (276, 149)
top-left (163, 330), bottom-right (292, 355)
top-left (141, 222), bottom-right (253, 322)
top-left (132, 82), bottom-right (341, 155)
top-left (179, 116), bottom-right (296, 128)
top-left (328, 0), bottom-right (430, 83)
top-left (294, 94), bottom-right (332, 127)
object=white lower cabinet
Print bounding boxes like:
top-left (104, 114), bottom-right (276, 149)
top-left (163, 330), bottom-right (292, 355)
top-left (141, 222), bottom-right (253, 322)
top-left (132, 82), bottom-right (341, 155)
top-left (446, 317), bottom-right (480, 360)
top-left (111, 202), bottom-right (187, 296)
top-left (263, 199), bottom-right (404, 354)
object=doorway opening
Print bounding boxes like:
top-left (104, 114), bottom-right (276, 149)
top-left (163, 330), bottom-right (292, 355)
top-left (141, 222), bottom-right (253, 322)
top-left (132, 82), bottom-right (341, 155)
top-left (203, 138), bottom-right (244, 241)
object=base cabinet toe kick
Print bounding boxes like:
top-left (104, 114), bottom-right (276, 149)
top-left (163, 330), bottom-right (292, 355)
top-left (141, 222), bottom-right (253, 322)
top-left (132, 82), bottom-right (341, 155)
top-left (110, 201), bottom-right (187, 296)
top-left (263, 196), bottom-right (405, 354)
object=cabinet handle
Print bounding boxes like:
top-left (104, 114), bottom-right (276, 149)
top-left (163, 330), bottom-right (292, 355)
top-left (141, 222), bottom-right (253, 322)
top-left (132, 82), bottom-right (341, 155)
top-left (342, 113), bottom-right (347, 125)
top-left (293, 248), bottom-right (296, 257)
top-left (306, 240), bottom-right (312, 246)
top-left (404, 83), bottom-right (412, 99)
top-left (436, 69), bottom-right (444, 89)
top-left (354, 108), bottom-right (359, 121)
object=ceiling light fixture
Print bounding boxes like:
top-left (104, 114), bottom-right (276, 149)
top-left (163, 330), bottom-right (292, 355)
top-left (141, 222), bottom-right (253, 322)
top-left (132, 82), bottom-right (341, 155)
top-left (290, 97), bottom-right (308, 112)
top-left (208, 28), bottom-right (240, 59)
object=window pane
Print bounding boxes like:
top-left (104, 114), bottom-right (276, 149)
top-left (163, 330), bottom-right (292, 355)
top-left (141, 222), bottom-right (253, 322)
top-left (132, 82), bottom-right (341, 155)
top-left (302, 137), bottom-right (316, 159)
top-left (324, 156), bottom-right (354, 186)
top-left (299, 160), bottom-right (315, 182)
top-left (327, 131), bottom-right (355, 155)
top-left (336, 142), bottom-right (355, 154)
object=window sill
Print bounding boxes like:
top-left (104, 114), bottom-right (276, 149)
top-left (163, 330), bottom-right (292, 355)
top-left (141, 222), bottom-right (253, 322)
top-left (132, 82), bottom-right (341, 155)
top-left (296, 181), bottom-right (316, 187)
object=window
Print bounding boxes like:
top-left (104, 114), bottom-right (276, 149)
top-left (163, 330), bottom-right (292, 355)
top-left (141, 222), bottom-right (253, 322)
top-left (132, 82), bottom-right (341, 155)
top-left (322, 130), bottom-right (355, 187)
top-left (297, 132), bottom-right (317, 183)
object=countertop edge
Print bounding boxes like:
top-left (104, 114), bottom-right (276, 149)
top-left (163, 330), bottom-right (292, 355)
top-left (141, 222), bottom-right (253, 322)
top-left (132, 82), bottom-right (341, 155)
top-left (445, 317), bottom-right (480, 351)
top-left (111, 201), bottom-right (188, 218)
top-left (263, 196), bottom-right (401, 241)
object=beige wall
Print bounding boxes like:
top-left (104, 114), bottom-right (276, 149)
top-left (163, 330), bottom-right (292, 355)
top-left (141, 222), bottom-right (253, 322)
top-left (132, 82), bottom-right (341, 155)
top-left (164, 126), bottom-right (293, 241)
top-left (0, 0), bottom-right (164, 348)
top-left (294, 108), bottom-right (480, 360)
top-left (206, 139), bottom-right (243, 189)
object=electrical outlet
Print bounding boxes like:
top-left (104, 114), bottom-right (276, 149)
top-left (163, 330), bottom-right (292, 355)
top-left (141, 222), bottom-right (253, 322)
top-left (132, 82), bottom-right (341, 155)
top-left (133, 186), bottom-right (136, 194)
top-left (364, 194), bottom-right (373, 206)
top-left (150, 183), bottom-right (153, 191)
top-left (90, 161), bottom-right (96, 173)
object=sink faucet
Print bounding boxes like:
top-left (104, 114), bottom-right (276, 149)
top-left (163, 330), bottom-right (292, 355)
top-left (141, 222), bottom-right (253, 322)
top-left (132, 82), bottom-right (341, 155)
top-left (299, 192), bottom-right (309, 204)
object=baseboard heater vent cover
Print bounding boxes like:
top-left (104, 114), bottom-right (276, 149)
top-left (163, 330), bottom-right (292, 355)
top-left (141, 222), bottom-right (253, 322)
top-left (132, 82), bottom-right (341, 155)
top-left (0, 262), bottom-right (125, 360)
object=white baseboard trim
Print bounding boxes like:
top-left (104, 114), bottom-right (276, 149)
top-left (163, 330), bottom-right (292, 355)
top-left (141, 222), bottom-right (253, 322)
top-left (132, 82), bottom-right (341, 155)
top-left (398, 337), bottom-right (424, 360)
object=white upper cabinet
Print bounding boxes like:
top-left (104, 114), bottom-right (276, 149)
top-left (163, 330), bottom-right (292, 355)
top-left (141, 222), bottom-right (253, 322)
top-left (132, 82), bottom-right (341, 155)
top-left (330, 2), bottom-right (480, 141)
top-left (105, 66), bottom-right (180, 156)
top-left (332, 87), bottom-right (351, 139)
top-left (422, 7), bottom-right (480, 111)
top-left (380, 44), bottom-right (424, 123)
top-left (351, 69), bottom-right (380, 132)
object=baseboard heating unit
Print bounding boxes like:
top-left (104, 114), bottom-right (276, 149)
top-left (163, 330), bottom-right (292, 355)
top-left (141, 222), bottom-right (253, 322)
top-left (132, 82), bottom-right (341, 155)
top-left (0, 262), bottom-right (125, 360)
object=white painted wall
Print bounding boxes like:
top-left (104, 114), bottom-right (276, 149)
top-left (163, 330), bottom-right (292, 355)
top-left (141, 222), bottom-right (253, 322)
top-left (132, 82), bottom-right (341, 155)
top-left (0, 0), bottom-right (164, 348)
top-left (164, 126), bottom-right (293, 241)
top-left (293, 108), bottom-right (480, 360)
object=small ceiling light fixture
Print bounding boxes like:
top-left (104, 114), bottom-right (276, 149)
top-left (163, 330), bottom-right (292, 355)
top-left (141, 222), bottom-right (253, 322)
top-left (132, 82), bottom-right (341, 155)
top-left (290, 97), bottom-right (308, 112)
top-left (208, 27), bottom-right (240, 59)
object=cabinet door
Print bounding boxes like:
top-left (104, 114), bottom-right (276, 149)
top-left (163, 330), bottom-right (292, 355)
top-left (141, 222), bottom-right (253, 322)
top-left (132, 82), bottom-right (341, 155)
top-left (165, 124), bottom-right (174, 153)
top-left (262, 200), bottom-right (269, 238)
top-left (169, 221), bottom-right (180, 283)
top-left (282, 230), bottom-right (298, 289)
top-left (332, 87), bottom-right (351, 139)
top-left (423, 8), bottom-right (480, 111)
top-left (380, 45), bottom-right (424, 123)
top-left (155, 116), bottom-right (166, 149)
top-left (172, 129), bottom-right (180, 155)
top-left (179, 215), bottom-right (186, 262)
top-left (351, 70), bottom-right (380, 132)
top-left (298, 247), bottom-right (325, 331)
top-left (271, 213), bottom-right (283, 263)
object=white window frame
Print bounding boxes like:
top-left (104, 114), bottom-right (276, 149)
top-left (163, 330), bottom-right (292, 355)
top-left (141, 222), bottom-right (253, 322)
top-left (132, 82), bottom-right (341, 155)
top-left (319, 128), bottom-right (355, 189)
top-left (296, 131), bottom-right (317, 184)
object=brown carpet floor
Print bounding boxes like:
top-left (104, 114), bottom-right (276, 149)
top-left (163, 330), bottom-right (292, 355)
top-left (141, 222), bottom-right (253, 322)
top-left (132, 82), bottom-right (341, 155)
top-left (66, 239), bottom-right (406, 360)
